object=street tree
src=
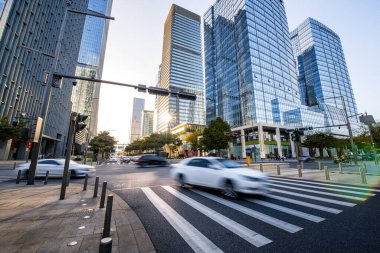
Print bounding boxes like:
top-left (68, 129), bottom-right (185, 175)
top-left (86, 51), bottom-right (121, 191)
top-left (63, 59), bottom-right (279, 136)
top-left (0, 117), bottom-right (25, 142)
top-left (302, 132), bottom-right (336, 158)
top-left (89, 131), bottom-right (117, 160)
top-left (184, 130), bottom-right (203, 152)
top-left (202, 117), bottom-right (231, 156)
top-left (125, 132), bottom-right (182, 155)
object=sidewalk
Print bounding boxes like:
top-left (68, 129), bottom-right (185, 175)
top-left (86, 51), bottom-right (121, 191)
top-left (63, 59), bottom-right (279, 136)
top-left (0, 181), bottom-right (155, 253)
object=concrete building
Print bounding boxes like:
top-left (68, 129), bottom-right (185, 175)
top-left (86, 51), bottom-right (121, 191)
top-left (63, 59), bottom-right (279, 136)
top-left (130, 98), bottom-right (145, 143)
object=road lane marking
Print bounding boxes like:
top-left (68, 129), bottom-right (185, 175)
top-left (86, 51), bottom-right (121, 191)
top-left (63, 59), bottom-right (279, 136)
top-left (162, 186), bottom-right (272, 247)
top-left (190, 189), bottom-right (302, 233)
top-left (269, 177), bottom-right (380, 193)
top-left (266, 195), bottom-right (342, 214)
top-left (141, 187), bottom-right (223, 253)
top-left (246, 198), bottom-right (325, 222)
top-left (271, 189), bottom-right (356, 207)
top-left (270, 184), bottom-right (366, 201)
top-left (269, 179), bottom-right (376, 196)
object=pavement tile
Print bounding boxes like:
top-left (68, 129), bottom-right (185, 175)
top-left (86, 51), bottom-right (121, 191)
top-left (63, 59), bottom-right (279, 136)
top-left (126, 210), bottom-right (144, 230)
top-left (113, 210), bottom-right (131, 226)
top-left (134, 228), bottom-right (155, 253)
top-left (0, 231), bottom-right (26, 245)
top-left (117, 224), bottom-right (137, 248)
top-left (78, 234), bottom-right (101, 253)
top-left (57, 236), bottom-right (84, 253)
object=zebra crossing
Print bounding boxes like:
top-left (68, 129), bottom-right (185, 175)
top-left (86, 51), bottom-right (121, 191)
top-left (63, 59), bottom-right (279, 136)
top-left (119, 177), bottom-right (378, 252)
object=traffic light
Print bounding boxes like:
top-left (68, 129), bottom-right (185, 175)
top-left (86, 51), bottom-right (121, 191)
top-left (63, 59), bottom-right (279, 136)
top-left (76, 114), bottom-right (88, 132)
top-left (291, 131), bottom-right (301, 142)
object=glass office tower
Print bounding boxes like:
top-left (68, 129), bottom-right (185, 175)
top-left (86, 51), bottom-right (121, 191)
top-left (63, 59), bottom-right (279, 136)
top-left (141, 110), bottom-right (154, 137)
top-left (130, 98), bottom-right (145, 143)
top-left (204, 0), bottom-right (300, 128)
top-left (157, 4), bottom-right (205, 133)
top-left (71, 0), bottom-right (113, 144)
top-left (290, 18), bottom-right (358, 119)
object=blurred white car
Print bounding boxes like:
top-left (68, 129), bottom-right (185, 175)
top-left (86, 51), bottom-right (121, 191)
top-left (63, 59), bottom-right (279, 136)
top-left (171, 157), bottom-right (269, 198)
top-left (17, 159), bottom-right (95, 178)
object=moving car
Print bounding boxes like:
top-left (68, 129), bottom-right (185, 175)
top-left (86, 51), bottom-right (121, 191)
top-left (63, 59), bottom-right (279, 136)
top-left (120, 156), bottom-right (131, 164)
top-left (17, 159), bottom-right (95, 178)
top-left (107, 157), bottom-right (118, 164)
top-left (171, 157), bottom-right (269, 198)
top-left (298, 155), bottom-right (315, 162)
top-left (135, 155), bottom-right (169, 167)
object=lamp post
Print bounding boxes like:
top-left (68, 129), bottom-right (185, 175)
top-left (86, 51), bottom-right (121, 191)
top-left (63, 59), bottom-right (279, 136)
top-left (27, 2), bottom-right (115, 185)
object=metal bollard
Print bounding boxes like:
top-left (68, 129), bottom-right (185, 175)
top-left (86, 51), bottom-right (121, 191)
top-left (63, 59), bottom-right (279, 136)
top-left (13, 162), bottom-right (17, 170)
top-left (102, 195), bottom-right (113, 238)
top-left (66, 170), bottom-right (71, 187)
top-left (44, 170), bottom-right (49, 185)
top-left (260, 164), bottom-right (263, 172)
top-left (360, 167), bottom-right (367, 184)
top-left (93, 176), bottom-right (99, 198)
top-left (99, 237), bottom-right (112, 253)
top-left (301, 161), bottom-right (304, 170)
top-left (324, 166), bottom-right (330, 180)
top-left (318, 161), bottom-right (321, 171)
top-left (297, 165), bottom-right (302, 177)
top-left (16, 170), bottom-right (21, 184)
top-left (339, 162), bottom-right (343, 174)
top-left (100, 181), bottom-right (108, 208)
top-left (277, 165), bottom-right (280, 175)
top-left (363, 163), bottom-right (367, 174)
top-left (83, 174), bottom-right (88, 191)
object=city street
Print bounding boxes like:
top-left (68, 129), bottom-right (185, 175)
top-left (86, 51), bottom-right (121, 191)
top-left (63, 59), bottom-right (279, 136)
top-left (95, 162), bottom-right (380, 253)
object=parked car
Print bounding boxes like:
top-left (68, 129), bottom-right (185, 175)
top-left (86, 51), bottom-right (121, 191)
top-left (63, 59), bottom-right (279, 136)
top-left (298, 156), bottom-right (315, 162)
top-left (171, 157), bottom-right (269, 198)
top-left (120, 156), bottom-right (131, 164)
top-left (16, 159), bottom-right (95, 179)
top-left (135, 155), bottom-right (169, 167)
top-left (107, 157), bottom-right (118, 164)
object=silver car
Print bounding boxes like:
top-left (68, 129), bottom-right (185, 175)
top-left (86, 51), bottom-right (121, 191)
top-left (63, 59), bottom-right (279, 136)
top-left (17, 159), bottom-right (95, 178)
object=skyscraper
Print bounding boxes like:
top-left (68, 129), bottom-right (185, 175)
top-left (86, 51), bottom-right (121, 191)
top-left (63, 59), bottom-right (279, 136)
top-left (0, 0), bottom-right (88, 159)
top-left (204, 0), bottom-right (300, 128)
top-left (71, 0), bottom-right (113, 147)
top-left (130, 98), bottom-right (145, 143)
top-left (141, 110), bottom-right (154, 137)
top-left (290, 18), bottom-right (358, 118)
top-left (157, 4), bottom-right (205, 133)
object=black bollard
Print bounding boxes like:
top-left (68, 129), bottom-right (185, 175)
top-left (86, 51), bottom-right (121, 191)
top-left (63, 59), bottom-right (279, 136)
top-left (44, 170), bottom-right (49, 185)
top-left (83, 174), bottom-right (88, 191)
top-left (16, 170), bottom-right (21, 184)
top-left (102, 195), bottom-right (113, 238)
top-left (66, 170), bottom-right (71, 187)
top-left (93, 176), bottom-right (99, 198)
top-left (13, 162), bottom-right (17, 170)
top-left (99, 237), bottom-right (112, 253)
top-left (100, 181), bottom-right (107, 208)
top-left (277, 165), bottom-right (280, 175)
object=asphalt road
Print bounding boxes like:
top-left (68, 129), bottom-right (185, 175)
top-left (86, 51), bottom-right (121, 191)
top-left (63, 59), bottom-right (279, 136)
top-left (96, 163), bottom-right (380, 253)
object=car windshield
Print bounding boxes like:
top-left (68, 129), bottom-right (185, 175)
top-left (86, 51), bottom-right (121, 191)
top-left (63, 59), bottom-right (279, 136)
top-left (215, 159), bottom-right (241, 168)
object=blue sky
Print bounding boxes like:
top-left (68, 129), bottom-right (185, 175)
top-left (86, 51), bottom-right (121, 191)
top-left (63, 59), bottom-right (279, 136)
top-left (98, 0), bottom-right (380, 143)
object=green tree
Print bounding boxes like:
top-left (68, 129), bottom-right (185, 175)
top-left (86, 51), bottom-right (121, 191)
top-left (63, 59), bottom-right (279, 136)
top-left (89, 131), bottom-right (117, 159)
top-left (125, 132), bottom-right (182, 155)
top-left (0, 117), bottom-right (25, 142)
top-left (301, 132), bottom-right (336, 158)
top-left (202, 117), bottom-right (231, 155)
top-left (184, 130), bottom-right (203, 152)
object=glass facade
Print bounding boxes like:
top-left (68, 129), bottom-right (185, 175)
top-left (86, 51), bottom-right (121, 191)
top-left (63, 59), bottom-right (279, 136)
top-left (157, 4), bottom-right (205, 133)
top-left (204, 0), bottom-right (301, 128)
top-left (71, 0), bottom-right (113, 142)
top-left (130, 98), bottom-right (145, 143)
top-left (141, 110), bottom-right (154, 137)
top-left (291, 18), bottom-right (358, 120)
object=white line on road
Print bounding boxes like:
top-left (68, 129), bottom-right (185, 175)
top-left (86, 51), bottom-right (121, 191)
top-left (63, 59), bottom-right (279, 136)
top-left (246, 198), bottom-right (325, 223)
top-left (269, 176), bottom-right (380, 193)
top-left (162, 186), bottom-right (272, 247)
top-left (141, 187), bottom-right (223, 253)
top-left (190, 189), bottom-right (303, 233)
top-left (266, 195), bottom-right (342, 214)
top-left (271, 189), bottom-right (356, 207)
top-left (271, 184), bottom-right (366, 201)
top-left (269, 179), bottom-right (376, 196)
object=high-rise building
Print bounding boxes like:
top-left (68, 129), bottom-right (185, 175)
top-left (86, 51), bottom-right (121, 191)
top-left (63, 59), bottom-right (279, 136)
top-left (204, 0), bottom-right (300, 128)
top-left (71, 0), bottom-right (113, 152)
top-left (130, 98), bottom-right (145, 143)
top-left (141, 110), bottom-right (154, 137)
top-left (0, 0), bottom-right (88, 159)
top-left (290, 18), bottom-right (358, 118)
top-left (157, 4), bottom-right (205, 133)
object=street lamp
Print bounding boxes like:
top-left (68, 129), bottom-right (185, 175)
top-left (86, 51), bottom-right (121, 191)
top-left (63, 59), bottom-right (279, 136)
top-left (27, 3), bottom-right (115, 185)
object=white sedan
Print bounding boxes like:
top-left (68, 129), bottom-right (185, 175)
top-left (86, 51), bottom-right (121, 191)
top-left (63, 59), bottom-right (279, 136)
top-left (171, 157), bottom-right (269, 198)
top-left (17, 159), bottom-right (95, 178)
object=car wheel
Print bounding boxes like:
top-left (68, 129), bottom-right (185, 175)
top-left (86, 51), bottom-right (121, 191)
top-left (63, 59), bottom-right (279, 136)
top-left (222, 180), bottom-right (238, 199)
top-left (178, 174), bottom-right (186, 188)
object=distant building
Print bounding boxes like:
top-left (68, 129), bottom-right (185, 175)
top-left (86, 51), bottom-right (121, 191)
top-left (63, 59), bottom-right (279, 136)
top-left (157, 4), bottom-right (205, 133)
top-left (130, 98), bottom-right (145, 143)
top-left (141, 110), bottom-right (154, 137)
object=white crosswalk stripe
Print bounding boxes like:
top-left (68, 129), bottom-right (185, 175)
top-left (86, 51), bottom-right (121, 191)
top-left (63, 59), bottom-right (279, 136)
top-left (266, 195), bottom-right (342, 214)
top-left (270, 176), bottom-right (380, 193)
top-left (271, 188), bottom-right (356, 207)
top-left (246, 198), bottom-right (325, 222)
top-left (271, 184), bottom-right (366, 201)
top-left (269, 178), bottom-right (376, 196)
top-left (191, 189), bottom-right (303, 233)
top-left (162, 186), bottom-right (273, 247)
top-left (141, 187), bottom-right (223, 253)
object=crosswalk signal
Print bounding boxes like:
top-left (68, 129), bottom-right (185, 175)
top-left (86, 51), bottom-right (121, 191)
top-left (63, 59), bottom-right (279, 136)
top-left (291, 131), bottom-right (301, 142)
top-left (76, 114), bottom-right (88, 132)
